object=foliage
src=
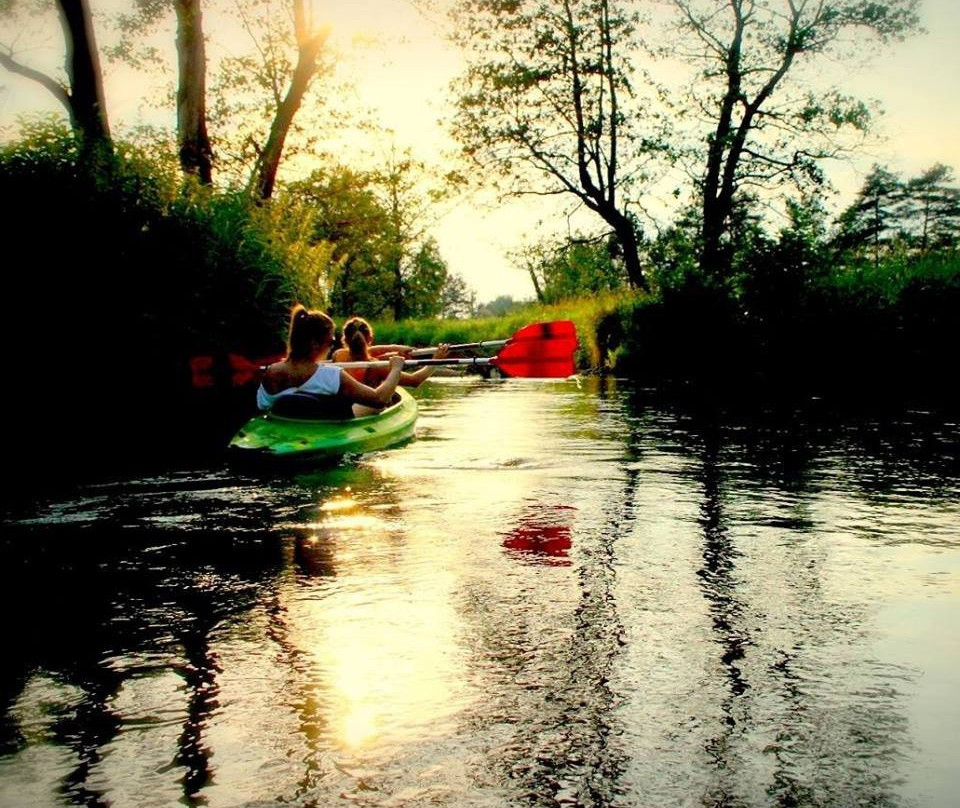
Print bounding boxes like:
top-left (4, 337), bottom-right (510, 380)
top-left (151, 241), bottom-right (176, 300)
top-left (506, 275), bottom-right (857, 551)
top-left (0, 124), bottom-right (306, 469)
top-left (442, 0), bottom-right (667, 289)
top-left (474, 295), bottom-right (526, 318)
top-left (511, 234), bottom-right (630, 303)
top-left (284, 159), bottom-right (462, 320)
top-left (206, 0), bottom-right (337, 193)
top-left (831, 165), bottom-right (905, 265)
top-left (1, 0), bottom-right (112, 151)
top-left (666, 0), bottom-right (922, 280)
top-left (372, 291), bottom-right (637, 372)
top-left (439, 271), bottom-right (478, 319)
top-left (833, 163), bottom-right (960, 266)
top-left (902, 165), bottom-right (960, 252)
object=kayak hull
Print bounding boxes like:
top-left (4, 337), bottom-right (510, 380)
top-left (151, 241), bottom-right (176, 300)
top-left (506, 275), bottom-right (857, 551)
top-left (228, 388), bottom-right (417, 461)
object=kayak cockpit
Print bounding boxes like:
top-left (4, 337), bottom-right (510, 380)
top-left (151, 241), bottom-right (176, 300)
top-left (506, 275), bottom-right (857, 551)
top-left (269, 390), bottom-right (403, 422)
top-left (270, 391), bottom-right (355, 420)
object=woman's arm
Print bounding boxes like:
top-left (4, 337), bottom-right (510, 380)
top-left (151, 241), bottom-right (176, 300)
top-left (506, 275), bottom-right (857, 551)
top-left (369, 344), bottom-right (413, 357)
top-left (398, 344), bottom-right (450, 387)
top-left (336, 355), bottom-right (404, 407)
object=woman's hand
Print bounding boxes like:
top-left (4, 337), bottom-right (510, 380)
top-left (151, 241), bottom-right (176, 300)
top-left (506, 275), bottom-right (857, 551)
top-left (434, 343), bottom-right (450, 360)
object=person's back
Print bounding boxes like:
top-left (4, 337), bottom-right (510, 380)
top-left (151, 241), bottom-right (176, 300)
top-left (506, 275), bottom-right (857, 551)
top-left (332, 316), bottom-right (450, 389)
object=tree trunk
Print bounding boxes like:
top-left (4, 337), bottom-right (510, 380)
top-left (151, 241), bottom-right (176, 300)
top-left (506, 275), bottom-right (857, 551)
top-left (698, 1), bottom-right (745, 282)
top-left (613, 216), bottom-right (647, 292)
top-left (701, 195), bottom-right (729, 280)
top-left (251, 6), bottom-right (329, 201)
top-left (56, 0), bottom-right (110, 151)
top-left (528, 267), bottom-right (545, 303)
top-left (175, 0), bottom-right (213, 184)
top-left (598, 204), bottom-right (647, 291)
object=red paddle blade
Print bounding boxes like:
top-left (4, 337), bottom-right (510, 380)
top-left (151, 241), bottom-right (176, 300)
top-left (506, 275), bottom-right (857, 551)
top-left (509, 320), bottom-right (577, 344)
top-left (189, 356), bottom-right (215, 388)
top-left (228, 353), bottom-right (283, 387)
top-left (492, 321), bottom-right (578, 377)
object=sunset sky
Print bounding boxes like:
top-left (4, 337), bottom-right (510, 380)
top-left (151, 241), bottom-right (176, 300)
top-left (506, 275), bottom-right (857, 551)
top-left (2, 0), bottom-right (958, 303)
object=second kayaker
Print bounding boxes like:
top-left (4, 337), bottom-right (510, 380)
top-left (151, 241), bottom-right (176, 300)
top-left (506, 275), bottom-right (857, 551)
top-left (332, 316), bottom-right (450, 389)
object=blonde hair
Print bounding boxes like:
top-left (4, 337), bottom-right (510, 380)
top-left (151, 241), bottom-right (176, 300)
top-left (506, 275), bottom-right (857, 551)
top-left (286, 304), bottom-right (335, 360)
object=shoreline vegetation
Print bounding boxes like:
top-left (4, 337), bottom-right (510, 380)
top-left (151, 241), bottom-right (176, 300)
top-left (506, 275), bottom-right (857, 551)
top-left (1, 130), bottom-right (957, 486)
top-left (4, 0), bottom-right (956, 491)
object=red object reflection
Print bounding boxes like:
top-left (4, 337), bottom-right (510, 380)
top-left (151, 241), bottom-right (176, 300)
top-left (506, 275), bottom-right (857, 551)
top-left (501, 504), bottom-right (575, 566)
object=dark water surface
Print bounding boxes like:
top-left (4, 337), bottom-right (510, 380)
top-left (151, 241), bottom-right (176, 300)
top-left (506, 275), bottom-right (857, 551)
top-left (2, 378), bottom-right (958, 808)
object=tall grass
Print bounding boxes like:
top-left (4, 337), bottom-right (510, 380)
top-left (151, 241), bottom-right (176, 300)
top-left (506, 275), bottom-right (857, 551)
top-left (370, 291), bottom-right (640, 369)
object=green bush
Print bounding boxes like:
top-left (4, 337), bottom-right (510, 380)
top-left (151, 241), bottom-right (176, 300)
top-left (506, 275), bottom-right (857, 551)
top-left (0, 124), bottom-right (306, 474)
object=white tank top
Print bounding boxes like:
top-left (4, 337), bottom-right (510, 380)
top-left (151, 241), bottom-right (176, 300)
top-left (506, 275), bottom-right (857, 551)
top-left (256, 363), bottom-right (342, 411)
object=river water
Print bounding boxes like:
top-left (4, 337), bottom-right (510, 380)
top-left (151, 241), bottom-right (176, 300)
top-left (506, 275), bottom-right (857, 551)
top-left (1, 377), bottom-right (958, 808)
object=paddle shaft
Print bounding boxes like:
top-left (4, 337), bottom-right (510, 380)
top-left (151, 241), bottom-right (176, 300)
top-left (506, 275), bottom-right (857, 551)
top-left (334, 357), bottom-right (495, 370)
top-left (409, 339), bottom-right (507, 357)
top-left (190, 320), bottom-right (577, 384)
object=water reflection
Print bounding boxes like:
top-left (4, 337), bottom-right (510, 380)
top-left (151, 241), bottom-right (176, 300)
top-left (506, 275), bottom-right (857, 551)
top-left (674, 405), bottom-right (922, 807)
top-left (0, 527), bottom-right (284, 806)
top-left (0, 379), bottom-right (957, 807)
top-left (500, 503), bottom-right (575, 566)
top-left (448, 384), bottom-right (637, 807)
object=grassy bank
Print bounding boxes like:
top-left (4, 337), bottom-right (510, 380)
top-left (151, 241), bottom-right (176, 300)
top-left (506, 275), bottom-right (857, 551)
top-left (604, 250), bottom-right (960, 403)
top-left (370, 291), bottom-right (638, 371)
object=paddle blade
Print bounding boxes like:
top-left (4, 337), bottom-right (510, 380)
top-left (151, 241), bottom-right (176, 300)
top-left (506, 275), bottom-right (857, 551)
top-left (228, 353), bottom-right (283, 387)
top-left (509, 320), bottom-right (577, 344)
top-left (492, 320), bottom-right (578, 377)
top-left (189, 356), bottom-right (215, 388)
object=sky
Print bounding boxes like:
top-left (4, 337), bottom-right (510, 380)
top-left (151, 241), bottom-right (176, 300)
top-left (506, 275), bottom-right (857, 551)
top-left (2, 0), bottom-right (959, 304)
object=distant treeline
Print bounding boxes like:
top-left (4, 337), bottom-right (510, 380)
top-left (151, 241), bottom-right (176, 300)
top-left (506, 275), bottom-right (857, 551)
top-left (383, 163), bottom-right (960, 403)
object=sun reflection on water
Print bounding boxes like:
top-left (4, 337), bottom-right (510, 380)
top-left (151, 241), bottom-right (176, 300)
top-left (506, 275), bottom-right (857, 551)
top-left (283, 485), bottom-right (468, 757)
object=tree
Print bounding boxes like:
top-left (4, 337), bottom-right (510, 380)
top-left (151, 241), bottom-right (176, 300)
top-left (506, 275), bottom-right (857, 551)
top-left (286, 165), bottom-right (393, 315)
top-left (440, 273), bottom-right (478, 319)
top-left (98, 0), bottom-right (213, 182)
top-left (474, 295), bottom-right (524, 318)
top-left (101, 0), bottom-right (335, 189)
top-left (374, 150), bottom-right (449, 319)
top-left (513, 233), bottom-right (628, 303)
top-left (1, 0), bottom-right (110, 154)
top-left (174, 0), bottom-right (213, 183)
top-left (404, 238), bottom-right (453, 319)
top-left (670, 0), bottom-right (921, 281)
top-left (443, 0), bottom-right (663, 290)
top-left (832, 165), bottom-right (906, 266)
top-left (200, 0), bottom-right (337, 195)
top-left (902, 164), bottom-right (960, 253)
top-left (249, 0), bottom-right (331, 200)
top-left (285, 160), bottom-right (453, 319)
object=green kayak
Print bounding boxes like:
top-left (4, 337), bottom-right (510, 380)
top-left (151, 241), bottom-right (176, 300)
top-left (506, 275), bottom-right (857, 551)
top-left (228, 388), bottom-right (417, 461)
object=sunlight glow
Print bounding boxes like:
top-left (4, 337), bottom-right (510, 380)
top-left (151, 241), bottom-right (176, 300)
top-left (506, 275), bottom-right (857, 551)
top-left (281, 487), bottom-right (468, 754)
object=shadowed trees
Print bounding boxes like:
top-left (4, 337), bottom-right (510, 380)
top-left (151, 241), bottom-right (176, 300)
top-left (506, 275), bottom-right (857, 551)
top-left (1, 0), bottom-right (110, 155)
top-left (668, 0), bottom-right (921, 283)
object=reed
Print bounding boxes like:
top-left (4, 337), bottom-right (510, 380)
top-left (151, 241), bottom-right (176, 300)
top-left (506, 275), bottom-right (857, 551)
top-left (369, 291), bottom-right (638, 370)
